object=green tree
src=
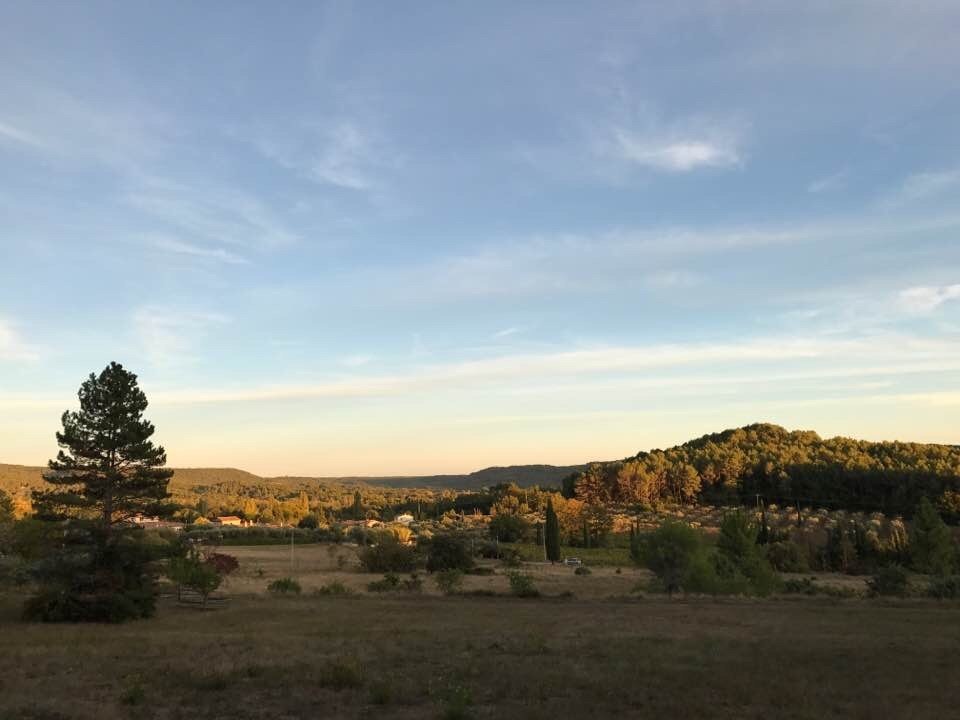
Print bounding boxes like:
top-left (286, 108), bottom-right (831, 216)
top-left (489, 513), bottom-right (531, 543)
top-left (545, 498), bottom-right (561, 563)
top-left (910, 498), bottom-right (956, 576)
top-left (635, 521), bottom-right (706, 597)
top-left (715, 511), bottom-right (779, 595)
top-left (352, 491), bottom-right (364, 520)
top-left (0, 489), bottom-right (14, 523)
top-left (35, 362), bottom-right (174, 527)
top-left (26, 363), bottom-right (173, 623)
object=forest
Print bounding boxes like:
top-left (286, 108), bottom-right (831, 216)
top-left (566, 424), bottom-right (960, 520)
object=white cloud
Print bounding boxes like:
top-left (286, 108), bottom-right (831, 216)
top-left (114, 332), bottom-right (960, 406)
top-left (898, 284), bottom-right (960, 313)
top-left (125, 177), bottom-right (298, 250)
top-left (151, 236), bottom-right (249, 265)
top-left (885, 168), bottom-right (960, 207)
top-left (0, 317), bottom-right (38, 362)
top-left (341, 354), bottom-right (373, 367)
top-left (132, 306), bottom-right (229, 367)
top-left (0, 120), bottom-right (46, 149)
top-left (614, 133), bottom-right (741, 172)
top-left (492, 327), bottom-right (522, 339)
top-left (807, 169), bottom-right (849, 194)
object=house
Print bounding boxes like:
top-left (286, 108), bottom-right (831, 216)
top-left (395, 513), bottom-right (415, 525)
top-left (212, 516), bottom-right (245, 527)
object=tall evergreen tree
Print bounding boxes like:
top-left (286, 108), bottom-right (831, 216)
top-left (36, 362), bottom-right (173, 527)
top-left (26, 362), bottom-right (173, 623)
top-left (352, 490), bottom-right (364, 520)
top-left (910, 498), bottom-right (956, 576)
top-left (545, 498), bottom-right (561, 563)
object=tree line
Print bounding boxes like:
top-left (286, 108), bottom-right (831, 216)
top-left (566, 423), bottom-right (960, 518)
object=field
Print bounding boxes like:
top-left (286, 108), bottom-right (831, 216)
top-left (1, 544), bottom-right (958, 720)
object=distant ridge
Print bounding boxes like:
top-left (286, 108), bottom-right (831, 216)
top-left (0, 462), bottom-right (586, 495)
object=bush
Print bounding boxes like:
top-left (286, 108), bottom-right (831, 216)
top-left (426, 533), bottom-right (474, 573)
top-left (910, 499), bottom-right (956, 576)
top-left (401, 573), bottom-right (423, 592)
top-left (367, 573), bottom-right (401, 592)
top-left (268, 577), bottom-right (302, 595)
top-left (24, 528), bottom-right (158, 623)
top-left (435, 569), bottom-right (465, 595)
top-left (315, 581), bottom-right (353, 596)
top-left (168, 553), bottom-right (223, 605)
top-left (635, 521), bottom-right (704, 596)
top-left (506, 571), bottom-right (539, 598)
top-left (466, 566), bottom-right (495, 576)
top-left (574, 566), bottom-right (591, 576)
top-left (358, 534), bottom-right (417, 573)
top-left (766, 541), bottom-right (810, 573)
top-left (926, 575), bottom-right (960, 599)
top-left (867, 565), bottom-right (910, 597)
top-left (488, 514), bottom-right (531, 543)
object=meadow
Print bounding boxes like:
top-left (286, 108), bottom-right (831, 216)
top-left (2, 543), bottom-right (958, 720)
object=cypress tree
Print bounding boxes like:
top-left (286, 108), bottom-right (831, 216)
top-left (352, 491), bottom-right (364, 520)
top-left (545, 498), bottom-right (561, 563)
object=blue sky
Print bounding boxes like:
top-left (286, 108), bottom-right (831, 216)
top-left (1, 1), bottom-right (959, 475)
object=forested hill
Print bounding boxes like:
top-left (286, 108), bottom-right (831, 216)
top-left (568, 424), bottom-right (960, 517)
top-left (0, 462), bottom-right (584, 495)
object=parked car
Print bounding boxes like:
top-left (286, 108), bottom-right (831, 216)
top-left (563, 557), bottom-right (582, 567)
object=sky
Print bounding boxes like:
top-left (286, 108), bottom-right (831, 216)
top-left (1, 1), bottom-right (959, 476)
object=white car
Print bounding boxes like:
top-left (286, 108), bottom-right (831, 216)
top-left (563, 557), bottom-right (582, 567)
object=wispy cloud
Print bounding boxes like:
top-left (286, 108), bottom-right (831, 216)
top-left (613, 133), bottom-right (741, 172)
top-left (0, 120), bottom-right (46, 149)
top-left (106, 332), bottom-right (960, 406)
top-left (237, 118), bottom-right (398, 192)
top-left (132, 306), bottom-right (229, 367)
top-left (125, 177), bottom-right (298, 250)
top-left (341, 353), bottom-right (374, 367)
top-left (807, 169), bottom-right (850, 194)
top-left (898, 284), bottom-right (960, 313)
top-left (150, 236), bottom-right (249, 265)
top-left (0, 317), bottom-right (39, 362)
top-left (884, 168), bottom-right (960, 207)
top-left (492, 327), bottom-right (522, 339)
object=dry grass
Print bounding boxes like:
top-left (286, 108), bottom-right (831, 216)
top-left (1, 544), bottom-right (958, 720)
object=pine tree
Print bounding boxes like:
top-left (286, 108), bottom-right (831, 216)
top-left (910, 498), bottom-right (956, 576)
top-left (26, 362), bottom-right (173, 622)
top-left (352, 491), bottom-right (364, 520)
top-left (0, 489), bottom-right (13, 523)
top-left (545, 498), bottom-right (561, 563)
top-left (36, 362), bottom-right (173, 527)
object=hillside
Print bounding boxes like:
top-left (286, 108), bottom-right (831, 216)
top-left (569, 423), bottom-right (960, 517)
top-left (0, 462), bottom-right (584, 496)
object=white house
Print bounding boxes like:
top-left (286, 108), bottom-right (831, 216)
top-left (395, 513), bottom-right (415, 525)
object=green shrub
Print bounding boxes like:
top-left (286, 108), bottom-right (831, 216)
top-left (867, 565), bottom-right (910, 597)
top-left (466, 566), bottom-right (495, 576)
top-left (506, 571), bottom-right (539, 598)
top-left (426, 533), bottom-right (475, 573)
top-left (401, 573), bottom-right (423, 592)
top-left (635, 521), bottom-right (704, 596)
top-left (358, 534), bottom-right (417, 573)
top-left (500, 548), bottom-right (522, 568)
top-left (267, 577), bottom-right (302, 595)
top-left (926, 575), bottom-right (960, 599)
top-left (434, 569), bottom-right (465, 595)
top-left (574, 566), bottom-right (591, 576)
top-left (315, 581), bottom-right (353, 596)
top-left (367, 573), bottom-right (401, 592)
top-left (910, 499), bottom-right (956, 576)
top-left (488, 514), bottom-right (531, 543)
top-left (766, 540), bottom-right (810, 573)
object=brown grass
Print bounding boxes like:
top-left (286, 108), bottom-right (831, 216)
top-left (1, 544), bottom-right (958, 719)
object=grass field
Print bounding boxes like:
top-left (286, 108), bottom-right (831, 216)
top-left (1, 544), bottom-right (958, 720)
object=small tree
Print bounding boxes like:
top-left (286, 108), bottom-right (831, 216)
top-left (635, 521), bottom-right (705, 597)
top-left (351, 491), bottom-right (364, 520)
top-left (910, 498), bottom-right (956, 576)
top-left (0, 489), bottom-right (14, 523)
top-left (545, 498), bottom-right (561, 563)
top-left (168, 549), bottom-right (223, 607)
top-left (425, 532), bottom-right (474, 572)
top-left (489, 513), bottom-right (531, 543)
